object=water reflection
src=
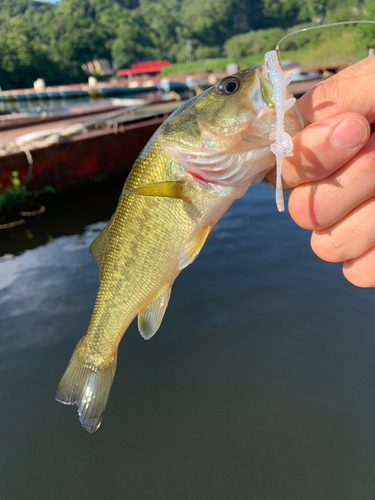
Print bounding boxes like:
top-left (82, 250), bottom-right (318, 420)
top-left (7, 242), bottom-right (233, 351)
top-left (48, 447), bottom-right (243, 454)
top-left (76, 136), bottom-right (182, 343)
top-left (1, 180), bottom-right (375, 499)
top-left (0, 177), bottom-right (124, 257)
top-left (0, 92), bottom-right (162, 116)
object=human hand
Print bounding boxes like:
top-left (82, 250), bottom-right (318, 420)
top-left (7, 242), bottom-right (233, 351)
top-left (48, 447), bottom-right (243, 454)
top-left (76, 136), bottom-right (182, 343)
top-left (269, 55), bottom-right (375, 287)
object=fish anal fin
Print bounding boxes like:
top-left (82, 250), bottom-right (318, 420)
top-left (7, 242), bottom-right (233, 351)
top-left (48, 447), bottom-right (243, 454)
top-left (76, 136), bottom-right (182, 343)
top-left (124, 180), bottom-right (189, 202)
top-left (89, 224), bottom-right (110, 269)
top-left (138, 285), bottom-right (172, 340)
top-left (179, 224), bottom-right (213, 270)
top-left (55, 341), bottom-right (117, 434)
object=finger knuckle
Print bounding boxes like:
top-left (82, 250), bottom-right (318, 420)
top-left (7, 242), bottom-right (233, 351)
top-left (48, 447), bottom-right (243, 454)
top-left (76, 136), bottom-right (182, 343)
top-left (311, 231), bottom-right (345, 262)
top-left (342, 264), bottom-right (375, 288)
top-left (288, 188), bottom-right (314, 229)
top-left (365, 146), bottom-right (375, 174)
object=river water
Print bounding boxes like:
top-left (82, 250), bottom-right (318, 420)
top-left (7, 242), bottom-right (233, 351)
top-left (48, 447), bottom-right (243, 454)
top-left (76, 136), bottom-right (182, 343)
top-left (1, 179), bottom-right (375, 499)
top-left (0, 95), bottom-right (117, 116)
top-left (0, 89), bottom-right (190, 118)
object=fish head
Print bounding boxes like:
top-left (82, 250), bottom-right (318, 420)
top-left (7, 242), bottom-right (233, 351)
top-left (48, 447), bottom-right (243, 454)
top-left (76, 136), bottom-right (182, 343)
top-left (159, 66), bottom-right (303, 192)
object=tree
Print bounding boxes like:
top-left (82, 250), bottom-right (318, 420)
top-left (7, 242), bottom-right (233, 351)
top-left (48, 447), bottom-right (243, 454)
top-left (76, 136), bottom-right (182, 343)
top-left (357, 0), bottom-right (375, 48)
top-left (0, 0), bottom-right (368, 89)
top-left (224, 28), bottom-right (284, 59)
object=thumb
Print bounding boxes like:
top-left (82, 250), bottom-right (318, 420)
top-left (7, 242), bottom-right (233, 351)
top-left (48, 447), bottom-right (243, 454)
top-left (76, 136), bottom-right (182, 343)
top-left (297, 55), bottom-right (375, 124)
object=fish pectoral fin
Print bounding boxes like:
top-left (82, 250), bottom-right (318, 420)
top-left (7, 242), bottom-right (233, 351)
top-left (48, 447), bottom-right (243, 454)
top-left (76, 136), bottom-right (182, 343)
top-left (179, 224), bottom-right (214, 270)
top-left (138, 285), bottom-right (172, 340)
top-left (89, 223), bottom-right (110, 269)
top-left (124, 180), bottom-right (188, 202)
top-left (55, 340), bottom-right (117, 434)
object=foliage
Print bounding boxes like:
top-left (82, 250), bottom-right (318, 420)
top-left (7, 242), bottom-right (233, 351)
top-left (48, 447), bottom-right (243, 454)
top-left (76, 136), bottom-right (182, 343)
top-left (224, 29), bottom-right (284, 59)
top-left (356, 0), bottom-right (375, 48)
top-left (0, 171), bottom-right (60, 215)
top-left (0, 171), bottom-right (30, 213)
top-left (160, 55), bottom-right (265, 76)
top-left (0, 0), bottom-right (371, 90)
top-left (161, 30), bottom-right (367, 77)
top-left (283, 29), bottom-right (366, 64)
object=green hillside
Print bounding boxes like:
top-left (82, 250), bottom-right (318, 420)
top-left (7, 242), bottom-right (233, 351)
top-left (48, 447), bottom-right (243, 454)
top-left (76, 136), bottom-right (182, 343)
top-left (0, 0), bottom-right (373, 89)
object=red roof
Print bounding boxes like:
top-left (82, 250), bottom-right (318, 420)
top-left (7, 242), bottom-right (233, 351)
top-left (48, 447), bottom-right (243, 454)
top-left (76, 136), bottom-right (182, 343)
top-left (117, 60), bottom-right (171, 76)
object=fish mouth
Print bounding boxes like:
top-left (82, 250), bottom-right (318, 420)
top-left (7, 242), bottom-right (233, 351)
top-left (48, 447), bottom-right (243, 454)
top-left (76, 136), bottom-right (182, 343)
top-left (258, 73), bottom-right (275, 109)
top-left (246, 67), bottom-right (276, 121)
top-left (254, 64), bottom-right (275, 109)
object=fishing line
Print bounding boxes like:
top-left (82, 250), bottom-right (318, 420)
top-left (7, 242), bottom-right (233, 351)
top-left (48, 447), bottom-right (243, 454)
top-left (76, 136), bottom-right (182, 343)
top-left (265, 20), bottom-right (375, 212)
top-left (275, 20), bottom-right (375, 56)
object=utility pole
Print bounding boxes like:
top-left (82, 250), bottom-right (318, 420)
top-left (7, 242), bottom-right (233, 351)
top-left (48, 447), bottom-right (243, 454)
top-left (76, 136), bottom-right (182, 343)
top-left (111, 51), bottom-right (117, 73)
top-left (185, 39), bottom-right (192, 63)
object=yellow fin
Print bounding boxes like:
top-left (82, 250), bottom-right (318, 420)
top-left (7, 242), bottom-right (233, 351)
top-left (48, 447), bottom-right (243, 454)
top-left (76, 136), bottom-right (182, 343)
top-left (124, 180), bottom-right (187, 202)
top-left (55, 340), bottom-right (117, 434)
top-left (138, 285), bottom-right (172, 340)
top-left (179, 224), bottom-right (213, 270)
top-left (89, 224), bottom-right (110, 268)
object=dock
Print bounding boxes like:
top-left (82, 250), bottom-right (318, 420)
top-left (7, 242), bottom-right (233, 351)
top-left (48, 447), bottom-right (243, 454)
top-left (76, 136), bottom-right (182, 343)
top-left (0, 70), bottom-right (333, 195)
top-left (0, 100), bottom-right (184, 191)
top-left (0, 79), bottom-right (189, 102)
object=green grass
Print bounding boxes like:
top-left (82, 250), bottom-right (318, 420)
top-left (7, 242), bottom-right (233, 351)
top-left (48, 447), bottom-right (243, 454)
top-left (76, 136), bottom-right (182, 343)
top-left (280, 31), bottom-right (367, 65)
top-left (160, 30), bottom-right (368, 76)
top-left (160, 55), bottom-right (263, 76)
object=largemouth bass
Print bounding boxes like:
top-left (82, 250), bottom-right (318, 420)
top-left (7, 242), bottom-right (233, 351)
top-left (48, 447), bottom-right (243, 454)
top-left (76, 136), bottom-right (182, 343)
top-left (56, 65), bottom-right (303, 433)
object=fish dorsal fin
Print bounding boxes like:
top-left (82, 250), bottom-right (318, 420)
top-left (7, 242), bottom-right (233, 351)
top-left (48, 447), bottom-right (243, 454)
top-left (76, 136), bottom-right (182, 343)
top-left (179, 224), bottom-right (213, 270)
top-left (160, 111), bottom-right (202, 150)
top-left (89, 224), bottom-right (110, 269)
top-left (138, 286), bottom-right (172, 340)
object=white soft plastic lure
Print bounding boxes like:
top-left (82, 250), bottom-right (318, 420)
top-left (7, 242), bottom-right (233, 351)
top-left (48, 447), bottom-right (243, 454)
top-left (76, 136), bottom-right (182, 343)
top-left (262, 50), bottom-right (296, 212)
top-left (266, 20), bottom-right (375, 212)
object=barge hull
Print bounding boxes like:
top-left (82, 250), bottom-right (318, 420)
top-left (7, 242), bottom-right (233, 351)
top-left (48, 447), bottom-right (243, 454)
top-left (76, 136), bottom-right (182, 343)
top-left (0, 117), bottom-right (164, 191)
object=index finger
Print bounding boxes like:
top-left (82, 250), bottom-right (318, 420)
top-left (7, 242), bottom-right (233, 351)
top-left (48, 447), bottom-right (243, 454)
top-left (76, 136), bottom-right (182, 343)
top-left (267, 111), bottom-right (370, 189)
top-left (297, 55), bottom-right (375, 124)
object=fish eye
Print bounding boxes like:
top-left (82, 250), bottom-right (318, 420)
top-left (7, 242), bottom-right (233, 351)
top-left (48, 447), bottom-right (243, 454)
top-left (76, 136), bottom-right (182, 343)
top-left (218, 77), bottom-right (240, 95)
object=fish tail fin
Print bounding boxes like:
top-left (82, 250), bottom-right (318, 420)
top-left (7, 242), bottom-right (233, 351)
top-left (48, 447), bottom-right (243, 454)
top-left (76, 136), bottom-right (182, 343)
top-left (55, 341), bottom-right (117, 434)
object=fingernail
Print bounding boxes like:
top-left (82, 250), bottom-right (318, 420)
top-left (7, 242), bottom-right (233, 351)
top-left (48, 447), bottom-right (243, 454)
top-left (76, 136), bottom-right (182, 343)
top-left (331, 118), bottom-right (368, 150)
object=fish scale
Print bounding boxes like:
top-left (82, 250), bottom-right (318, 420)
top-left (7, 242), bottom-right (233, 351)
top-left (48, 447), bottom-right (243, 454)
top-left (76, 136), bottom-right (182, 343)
top-left (89, 141), bottom-right (196, 345)
top-left (56, 65), bottom-right (304, 433)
